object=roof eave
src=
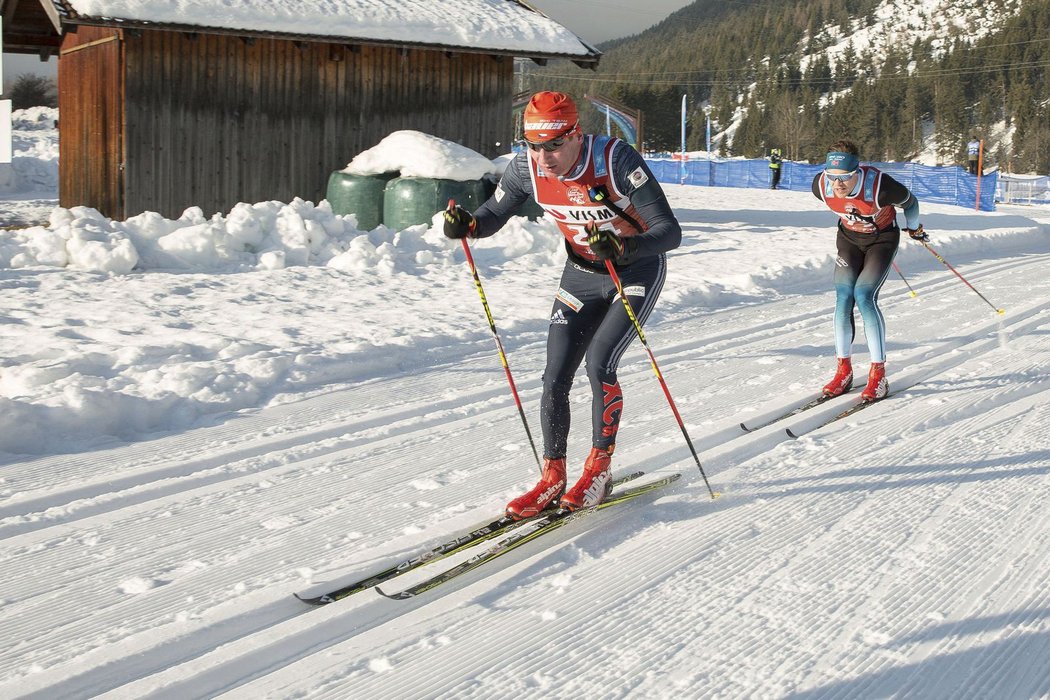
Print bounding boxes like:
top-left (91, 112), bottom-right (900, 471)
top-left (61, 15), bottom-right (601, 66)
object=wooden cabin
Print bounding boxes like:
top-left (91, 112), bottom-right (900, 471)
top-left (2, 0), bottom-right (600, 219)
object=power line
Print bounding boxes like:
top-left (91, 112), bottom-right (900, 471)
top-left (519, 33), bottom-right (1050, 82)
top-left (534, 57), bottom-right (1050, 87)
top-left (525, 32), bottom-right (1050, 83)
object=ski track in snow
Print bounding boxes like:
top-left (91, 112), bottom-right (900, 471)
top-left (2, 229), bottom-right (1050, 698)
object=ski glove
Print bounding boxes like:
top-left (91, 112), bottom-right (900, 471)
top-left (585, 223), bottom-right (636, 262)
top-left (443, 204), bottom-right (476, 239)
top-left (904, 224), bottom-right (929, 242)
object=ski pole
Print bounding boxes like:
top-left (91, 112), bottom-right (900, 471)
top-left (583, 185), bottom-right (716, 497)
top-left (602, 257), bottom-right (717, 499)
top-left (892, 261), bottom-right (917, 297)
top-left (920, 240), bottom-right (1005, 315)
top-left (448, 200), bottom-right (543, 474)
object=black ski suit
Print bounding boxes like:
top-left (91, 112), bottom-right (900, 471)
top-left (470, 136), bottom-right (682, 458)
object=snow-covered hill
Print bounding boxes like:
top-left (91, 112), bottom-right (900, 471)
top-left (802, 0), bottom-right (1024, 67)
top-left (636, 0), bottom-right (1037, 164)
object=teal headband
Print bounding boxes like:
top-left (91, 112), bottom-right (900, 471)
top-left (825, 151), bottom-right (859, 171)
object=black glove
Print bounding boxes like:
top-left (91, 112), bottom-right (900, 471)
top-left (905, 224), bottom-right (929, 242)
top-left (443, 203), bottom-right (475, 239)
top-left (586, 224), bottom-right (627, 261)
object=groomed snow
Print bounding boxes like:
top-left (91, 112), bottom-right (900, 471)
top-left (1, 111), bottom-right (1049, 699)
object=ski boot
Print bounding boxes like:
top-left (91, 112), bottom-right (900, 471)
top-left (822, 357), bottom-right (853, 397)
top-left (506, 457), bottom-right (566, 520)
top-left (860, 362), bottom-right (888, 402)
top-left (560, 447), bottom-right (613, 511)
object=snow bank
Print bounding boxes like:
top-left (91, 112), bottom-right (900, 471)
top-left (1, 127), bottom-right (509, 272)
top-left (0, 195), bottom-right (560, 274)
top-left (343, 130), bottom-right (502, 180)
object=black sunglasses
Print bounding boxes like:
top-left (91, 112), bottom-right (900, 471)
top-left (825, 170), bottom-right (858, 182)
top-left (525, 135), bottom-right (570, 152)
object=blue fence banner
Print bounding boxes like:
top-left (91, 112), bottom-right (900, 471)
top-left (646, 157), bottom-right (998, 212)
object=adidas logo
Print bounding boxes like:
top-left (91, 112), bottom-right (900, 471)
top-left (551, 309), bottom-right (568, 325)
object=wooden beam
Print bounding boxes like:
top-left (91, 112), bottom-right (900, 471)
top-left (3, 0), bottom-right (22, 26)
top-left (37, 0), bottom-right (63, 35)
top-left (59, 34), bottom-right (118, 55)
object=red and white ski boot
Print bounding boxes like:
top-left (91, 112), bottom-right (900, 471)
top-left (822, 357), bottom-right (853, 397)
top-left (560, 447), bottom-right (613, 511)
top-left (506, 457), bottom-right (566, 520)
top-left (860, 362), bottom-right (889, 402)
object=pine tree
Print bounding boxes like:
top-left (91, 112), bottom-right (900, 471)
top-left (9, 74), bottom-right (57, 110)
top-left (732, 95), bottom-right (767, 157)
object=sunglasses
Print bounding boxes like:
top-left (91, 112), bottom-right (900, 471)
top-left (525, 135), bottom-right (570, 152)
top-left (825, 170), bottom-right (857, 182)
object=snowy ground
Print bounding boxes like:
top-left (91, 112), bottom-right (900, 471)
top-left (0, 107), bottom-right (59, 229)
top-left (2, 126), bottom-right (1050, 697)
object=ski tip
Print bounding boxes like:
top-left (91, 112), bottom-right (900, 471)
top-left (375, 586), bottom-right (413, 600)
top-left (785, 427), bottom-right (799, 439)
top-left (739, 422), bottom-right (751, 432)
top-left (293, 592), bottom-right (331, 606)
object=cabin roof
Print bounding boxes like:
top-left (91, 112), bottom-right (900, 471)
top-left (47, 0), bottom-right (600, 63)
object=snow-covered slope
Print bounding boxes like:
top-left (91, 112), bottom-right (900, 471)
top-left (804, 0), bottom-right (1024, 68)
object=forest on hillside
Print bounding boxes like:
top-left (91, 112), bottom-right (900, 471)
top-left (522, 0), bottom-right (1050, 173)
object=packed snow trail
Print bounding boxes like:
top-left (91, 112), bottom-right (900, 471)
top-left (1, 196), bottom-right (1048, 698)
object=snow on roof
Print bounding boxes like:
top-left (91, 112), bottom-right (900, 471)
top-left (60, 0), bottom-right (598, 59)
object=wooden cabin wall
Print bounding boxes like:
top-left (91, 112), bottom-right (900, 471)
top-left (122, 30), bottom-right (513, 219)
top-left (58, 26), bottom-right (124, 218)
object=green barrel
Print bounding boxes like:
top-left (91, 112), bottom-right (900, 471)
top-left (383, 177), bottom-right (486, 232)
top-left (326, 171), bottom-right (397, 230)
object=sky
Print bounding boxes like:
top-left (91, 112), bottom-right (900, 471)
top-left (1, 54), bottom-right (56, 94)
top-left (1, 109), bottom-right (1049, 698)
top-left (526, 0), bottom-right (694, 44)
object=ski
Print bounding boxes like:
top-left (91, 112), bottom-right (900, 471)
top-left (785, 395), bottom-right (886, 438)
top-left (295, 471), bottom-right (645, 605)
top-left (376, 473), bottom-right (682, 600)
top-left (739, 393), bottom-right (833, 432)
